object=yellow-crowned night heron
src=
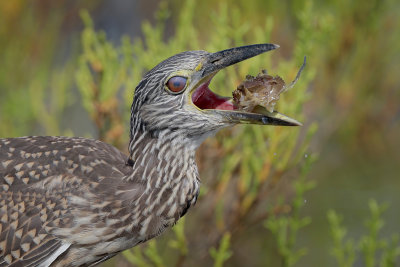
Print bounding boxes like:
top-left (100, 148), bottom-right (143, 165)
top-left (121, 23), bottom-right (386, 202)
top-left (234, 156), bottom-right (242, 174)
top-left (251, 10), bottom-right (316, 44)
top-left (0, 44), bottom-right (301, 266)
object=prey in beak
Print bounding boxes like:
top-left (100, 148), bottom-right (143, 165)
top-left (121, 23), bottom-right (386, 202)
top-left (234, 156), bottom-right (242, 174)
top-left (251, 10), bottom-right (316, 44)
top-left (187, 44), bottom-right (304, 127)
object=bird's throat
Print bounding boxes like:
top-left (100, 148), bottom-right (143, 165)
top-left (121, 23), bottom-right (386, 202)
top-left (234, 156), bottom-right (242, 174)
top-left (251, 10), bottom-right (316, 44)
top-left (191, 81), bottom-right (234, 110)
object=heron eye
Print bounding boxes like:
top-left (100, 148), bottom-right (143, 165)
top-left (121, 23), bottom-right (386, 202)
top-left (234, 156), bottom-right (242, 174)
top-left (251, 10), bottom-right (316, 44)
top-left (166, 76), bottom-right (187, 93)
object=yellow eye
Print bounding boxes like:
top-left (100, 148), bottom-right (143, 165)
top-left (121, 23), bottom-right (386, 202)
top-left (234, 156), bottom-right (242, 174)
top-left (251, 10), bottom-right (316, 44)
top-left (166, 76), bottom-right (187, 93)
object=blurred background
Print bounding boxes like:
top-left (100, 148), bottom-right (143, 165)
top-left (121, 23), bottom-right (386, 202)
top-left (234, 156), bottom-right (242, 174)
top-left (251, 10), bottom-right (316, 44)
top-left (0, 0), bottom-right (399, 266)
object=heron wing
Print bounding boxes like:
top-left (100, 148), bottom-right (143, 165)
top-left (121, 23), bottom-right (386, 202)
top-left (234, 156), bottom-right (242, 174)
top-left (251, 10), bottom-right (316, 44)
top-left (0, 136), bottom-right (133, 266)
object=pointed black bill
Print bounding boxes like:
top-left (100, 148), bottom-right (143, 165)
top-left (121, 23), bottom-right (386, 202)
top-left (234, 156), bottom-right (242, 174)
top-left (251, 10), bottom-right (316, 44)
top-left (202, 44), bottom-right (279, 76)
top-left (190, 43), bottom-right (303, 127)
top-left (209, 109), bottom-right (302, 126)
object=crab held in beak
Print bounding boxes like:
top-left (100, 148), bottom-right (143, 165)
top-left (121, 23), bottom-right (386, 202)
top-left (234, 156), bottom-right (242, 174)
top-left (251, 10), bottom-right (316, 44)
top-left (188, 44), bottom-right (305, 126)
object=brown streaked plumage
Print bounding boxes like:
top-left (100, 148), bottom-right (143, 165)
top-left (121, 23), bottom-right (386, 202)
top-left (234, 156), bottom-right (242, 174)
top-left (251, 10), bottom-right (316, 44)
top-left (0, 44), bottom-right (301, 266)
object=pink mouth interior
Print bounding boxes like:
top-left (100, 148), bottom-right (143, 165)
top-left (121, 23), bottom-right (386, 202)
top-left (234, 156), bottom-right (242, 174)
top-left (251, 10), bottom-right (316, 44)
top-left (191, 81), bottom-right (235, 110)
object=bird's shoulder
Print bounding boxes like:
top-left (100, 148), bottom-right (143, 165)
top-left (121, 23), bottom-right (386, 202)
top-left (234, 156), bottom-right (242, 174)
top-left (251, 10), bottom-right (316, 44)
top-left (0, 136), bottom-right (139, 266)
top-left (0, 136), bottom-right (133, 190)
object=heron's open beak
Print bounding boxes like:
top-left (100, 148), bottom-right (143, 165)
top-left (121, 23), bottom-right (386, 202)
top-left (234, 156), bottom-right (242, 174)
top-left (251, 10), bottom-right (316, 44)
top-left (189, 44), bottom-right (302, 126)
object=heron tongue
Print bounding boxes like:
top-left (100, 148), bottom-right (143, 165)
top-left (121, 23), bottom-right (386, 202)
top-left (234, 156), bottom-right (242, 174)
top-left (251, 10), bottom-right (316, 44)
top-left (192, 82), bottom-right (234, 110)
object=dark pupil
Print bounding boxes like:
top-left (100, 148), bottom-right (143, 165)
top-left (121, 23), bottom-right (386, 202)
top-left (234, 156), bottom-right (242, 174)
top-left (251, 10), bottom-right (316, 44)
top-left (168, 76), bottom-right (187, 92)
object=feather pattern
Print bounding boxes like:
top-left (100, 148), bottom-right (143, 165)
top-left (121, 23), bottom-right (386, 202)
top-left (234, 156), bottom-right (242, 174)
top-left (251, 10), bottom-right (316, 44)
top-left (0, 51), bottom-right (219, 266)
top-left (0, 134), bottom-right (200, 266)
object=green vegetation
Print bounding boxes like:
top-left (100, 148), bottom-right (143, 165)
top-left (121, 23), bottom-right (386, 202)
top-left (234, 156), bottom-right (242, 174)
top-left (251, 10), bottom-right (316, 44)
top-left (264, 157), bottom-right (316, 267)
top-left (0, 2), bottom-right (75, 137)
top-left (328, 200), bottom-right (400, 267)
top-left (0, 0), bottom-right (399, 266)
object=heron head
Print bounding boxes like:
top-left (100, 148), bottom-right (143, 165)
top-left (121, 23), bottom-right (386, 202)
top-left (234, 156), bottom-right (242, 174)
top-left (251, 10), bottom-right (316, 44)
top-left (131, 44), bottom-right (301, 147)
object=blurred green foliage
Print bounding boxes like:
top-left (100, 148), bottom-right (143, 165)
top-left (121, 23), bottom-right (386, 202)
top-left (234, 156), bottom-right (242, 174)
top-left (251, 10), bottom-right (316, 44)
top-left (76, 10), bottom-right (135, 147)
top-left (0, 1), bottom-right (75, 136)
top-left (328, 200), bottom-right (400, 267)
top-left (264, 156), bottom-right (316, 267)
top-left (0, 0), bottom-right (399, 266)
top-left (210, 232), bottom-right (233, 267)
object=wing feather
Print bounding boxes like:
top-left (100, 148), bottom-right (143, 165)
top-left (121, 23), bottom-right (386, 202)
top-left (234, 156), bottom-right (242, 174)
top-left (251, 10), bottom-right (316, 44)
top-left (0, 136), bottom-right (133, 266)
